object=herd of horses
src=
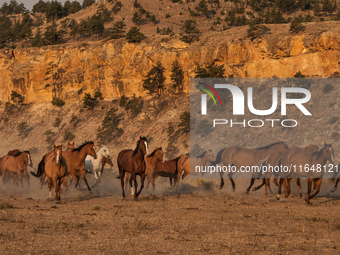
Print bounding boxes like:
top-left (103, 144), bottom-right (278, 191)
top-left (0, 137), bottom-right (339, 204)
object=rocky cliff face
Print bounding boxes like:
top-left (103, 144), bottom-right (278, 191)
top-left (0, 29), bottom-right (339, 104)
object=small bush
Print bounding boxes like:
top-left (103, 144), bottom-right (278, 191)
top-left (165, 142), bottom-right (179, 159)
top-left (52, 97), bottom-right (65, 107)
top-left (329, 102), bottom-right (336, 107)
top-left (70, 114), bottom-right (78, 124)
top-left (83, 93), bottom-right (98, 110)
top-left (17, 121), bottom-right (30, 137)
top-left (323, 84), bottom-right (334, 93)
top-left (97, 107), bottom-right (124, 143)
top-left (10, 91), bottom-right (24, 105)
top-left (178, 111), bottom-right (190, 133)
top-left (94, 91), bottom-right (103, 100)
top-left (332, 132), bottom-right (339, 139)
top-left (53, 118), bottom-right (61, 127)
top-left (0, 202), bottom-right (14, 209)
top-left (44, 130), bottom-right (56, 144)
top-left (119, 95), bottom-right (128, 107)
top-left (126, 94), bottom-right (143, 118)
top-left (63, 130), bottom-right (75, 141)
top-left (92, 205), bottom-right (101, 210)
top-left (329, 116), bottom-right (339, 124)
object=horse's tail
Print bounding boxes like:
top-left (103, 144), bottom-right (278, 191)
top-left (211, 148), bottom-right (225, 165)
top-left (30, 155), bottom-right (46, 178)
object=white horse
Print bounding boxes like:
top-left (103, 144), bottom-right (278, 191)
top-left (84, 145), bottom-right (111, 188)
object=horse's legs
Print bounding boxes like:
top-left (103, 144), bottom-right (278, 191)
top-left (266, 178), bottom-right (272, 195)
top-left (130, 172), bottom-right (135, 198)
top-left (23, 169), bottom-right (29, 187)
top-left (296, 178), bottom-right (302, 198)
top-left (331, 178), bottom-right (340, 193)
top-left (228, 172), bottom-right (235, 192)
top-left (177, 170), bottom-right (183, 182)
top-left (17, 172), bottom-right (23, 187)
top-left (182, 171), bottom-right (189, 180)
top-left (310, 179), bottom-right (322, 200)
top-left (152, 174), bottom-right (158, 190)
top-left (306, 178), bottom-right (313, 204)
top-left (285, 178), bottom-right (292, 198)
top-left (119, 170), bottom-right (126, 199)
top-left (40, 172), bottom-right (46, 190)
top-left (276, 177), bottom-right (285, 200)
top-left (52, 178), bottom-right (59, 201)
top-left (136, 173), bottom-right (145, 198)
top-left (125, 173), bottom-right (129, 191)
top-left (169, 177), bottom-right (173, 187)
top-left (246, 178), bottom-right (255, 194)
top-left (273, 177), bottom-right (279, 186)
top-left (47, 177), bottom-right (52, 198)
top-left (219, 171), bottom-right (224, 190)
top-left (12, 173), bottom-right (18, 186)
top-left (79, 170), bottom-right (92, 192)
top-left (253, 178), bottom-right (266, 193)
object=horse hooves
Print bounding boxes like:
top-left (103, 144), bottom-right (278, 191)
top-left (276, 195), bottom-right (280, 200)
top-left (252, 187), bottom-right (256, 191)
top-left (134, 197), bottom-right (138, 201)
top-left (331, 188), bottom-right (337, 193)
top-left (245, 190), bottom-right (249, 195)
top-left (219, 185), bottom-right (223, 190)
top-left (232, 188), bottom-right (235, 192)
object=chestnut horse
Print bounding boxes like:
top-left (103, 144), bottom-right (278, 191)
top-left (1, 149), bottom-right (26, 185)
top-left (100, 156), bottom-right (114, 175)
top-left (177, 150), bottom-right (215, 181)
top-left (149, 155), bottom-right (180, 189)
top-left (276, 143), bottom-right (334, 204)
top-left (213, 142), bottom-right (288, 192)
top-left (254, 144), bottom-right (319, 196)
top-left (117, 136), bottom-right (149, 199)
top-left (67, 142), bottom-right (74, 151)
top-left (44, 145), bottom-right (67, 201)
top-left (32, 141), bottom-right (97, 192)
top-left (0, 150), bottom-right (33, 187)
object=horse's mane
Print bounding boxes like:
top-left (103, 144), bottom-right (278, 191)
top-left (197, 150), bottom-right (212, 158)
top-left (133, 137), bottom-right (147, 155)
top-left (147, 148), bottom-right (161, 158)
top-left (72, 141), bottom-right (94, 152)
top-left (12, 151), bottom-right (24, 157)
top-left (24, 150), bottom-right (30, 154)
top-left (257, 141), bottom-right (286, 150)
top-left (312, 144), bottom-right (330, 160)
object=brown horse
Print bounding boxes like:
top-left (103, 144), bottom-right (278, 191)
top-left (213, 142), bottom-right (288, 192)
top-left (177, 150), bottom-right (215, 181)
top-left (0, 149), bottom-right (25, 184)
top-left (100, 156), bottom-right (114, 176)
top-left (43, 145), bottom-right (67, 201)
top-left (149, 155), bottom-right (180, 189)
top-left (254, 144), bottom-right (319, 196)
top-left (1, 150), bottom-right (33, 187)
top-left (123, 147), bottom-right (164, 190)
top-left (32, 141), bottom-right (97, 192)
top-left (276, 143), bottom-right (334, 204)
top-left (117, 136), bottom-right (149, 199)
top-left (67, 142), bottom-right (75, 151)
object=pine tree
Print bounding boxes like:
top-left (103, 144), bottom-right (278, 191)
top-left (170, 60), bottom-right (184, 93)
top-left (125, 26), bottom-right (145, 43)
top-left (111, 20), bottom-right (126, 39)
top-left (180, 19), bottom-right (200, 44)
top-left (143, 62), bottom-right (166, 96)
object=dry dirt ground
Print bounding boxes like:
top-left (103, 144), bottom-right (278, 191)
top-left (1, 170), bottom-right (340, 255)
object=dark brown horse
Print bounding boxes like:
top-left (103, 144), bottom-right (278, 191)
top-left (117, 136), bottom-right (149, 199)
top-left (1, 150), bottom-right (33, 187)
top-left (43, 145), bottom-right (67, 201)
top-left (276, 143), bottom-right (334, 204)
top-left (213, 142), bottom-right (288, 192)
top-left (32, 141), bottom-right (97, 192)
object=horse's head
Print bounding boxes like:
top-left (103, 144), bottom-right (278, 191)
top-left (67, 142), bottom-right (75, 151)
top-left (24, 151), bottom-right (33, 167)
top-left (138, 136), bottom-right (149, 156)
top-left (100, 145), bottom-right (110, 158)
top-left (156, 147), bottom-right (164, 163)
top-left (53, 144), bottom-right (63, 166)
top-left (205, 150), bottom-right (215, 162)
top-left (323, 142), bottom-right (334, 164)
top-left (87, 142), bottom-right (97, 159)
